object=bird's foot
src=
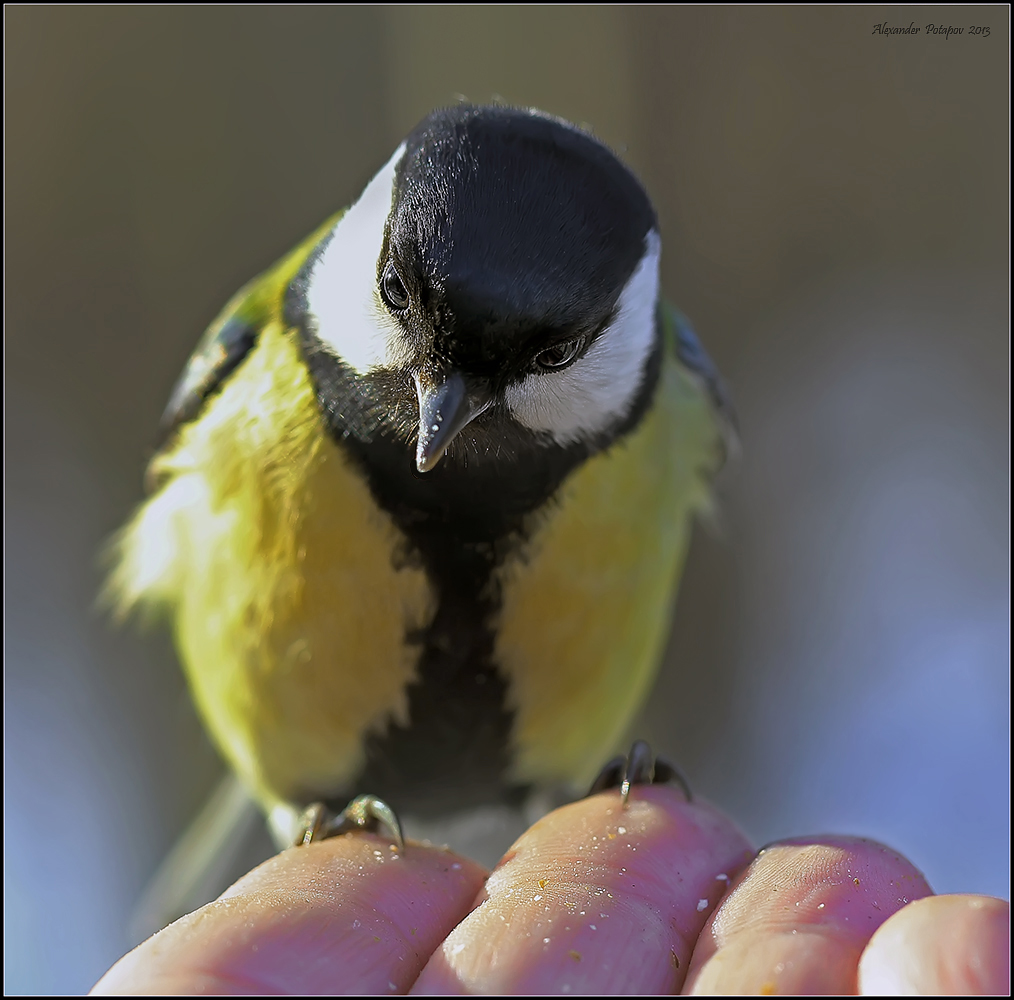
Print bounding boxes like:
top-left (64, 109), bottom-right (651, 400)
top-left (587, 739), bottom-right (692, 808)
top-left (295, 794), bottom-right (404, 849)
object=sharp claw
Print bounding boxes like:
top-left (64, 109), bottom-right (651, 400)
top-left (294, 795), bottom-right (405, 850)
top-left (653, 756), bottom-right (693, 802)
top-left (587, 755), bottom-right (626, 797)
top-left (296, 802), bottom-right (326, 846)
top-left (588, 741), bottom-right (694, 807)
top-left (621, 739), bottom-right (655, 806)
top-left (331, 794), bottom-right (405, 850)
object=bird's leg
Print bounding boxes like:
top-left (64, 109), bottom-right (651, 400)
top-left (587, 739), bottom-right (692, 807)
top-left (294, 794), bottom-right (404, 849)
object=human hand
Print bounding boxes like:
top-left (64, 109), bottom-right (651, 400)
top-left (92, 787), bottom-right (1009, 994)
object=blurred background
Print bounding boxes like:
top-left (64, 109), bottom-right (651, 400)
top-left (4, 5), bottom-right (1008, 992)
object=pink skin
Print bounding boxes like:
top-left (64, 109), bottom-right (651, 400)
top-left (859, 894), bottom-right (1010, 995)
top-left (412, 788), bottom-right (754, 994)
top-left (684, 836), bottom-right (934, 994)
top-left (92, 836), bottom-right (487, 995)
top-left (91, 789), bottom-right (1010, 995)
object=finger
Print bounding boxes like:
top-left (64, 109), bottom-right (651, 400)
top-left (858, 894), bottom-right (1009, 995)
top-left (411, 786), bottom-right (754, 995)
top-left (91, 835), bottom-right (487, 995)
top-left (684, 835), bottom-right (933, 994)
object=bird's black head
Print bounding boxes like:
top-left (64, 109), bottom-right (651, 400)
top-left (300, 104), bottom-right (662, 476)
top-left (383, 105), bottom-right (655, 383)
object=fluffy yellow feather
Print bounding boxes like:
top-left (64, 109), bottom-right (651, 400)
top-left (108, 309), bottom-right (720, 815)
top-left (497, 312), bottom-right (721, 789)
top-left (108, 322), bottom-right (434, 814)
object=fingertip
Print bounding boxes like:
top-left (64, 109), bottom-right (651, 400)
top-left (92, 836), bottom-right (487, 995)
top-left (685, 834), bottom-right (934, 994)
top-left (858, 894), bottom-right (1010, 995)
top-left (412, 786), bottom-right (754, 995)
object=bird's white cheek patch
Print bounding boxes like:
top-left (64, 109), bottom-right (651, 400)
top-left (305, 144), bottom-right (412, 375)
top-left (505, 230), bottom-right (661, 444)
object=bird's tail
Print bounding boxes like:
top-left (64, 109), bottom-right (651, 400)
top-left (128, 772), bottom-right (268, 944)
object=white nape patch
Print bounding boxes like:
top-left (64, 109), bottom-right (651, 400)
top-left (505, 230), bottom-right (661, 444)
top-left (305, 144), bottom-right (410, 375)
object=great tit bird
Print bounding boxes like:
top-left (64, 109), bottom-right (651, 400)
top-left (107, 104), bottom-right (731, 853)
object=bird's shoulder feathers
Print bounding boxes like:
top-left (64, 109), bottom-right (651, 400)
top-left (154, 212), bottom-right (343, 453)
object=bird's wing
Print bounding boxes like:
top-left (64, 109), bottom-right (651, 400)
top-left (665, 302), bottom-right (739, 457)
top-left (155, 213), bottom-right (342, 450)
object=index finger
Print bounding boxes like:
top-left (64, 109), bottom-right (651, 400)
top-left (412, 786), bottom-right (754, 994)
top-left (91, 834), bottom-right (487, 995)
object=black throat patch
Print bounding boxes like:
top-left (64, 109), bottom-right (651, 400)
top-left (295, 321), bottom-right (662, 817)
top-left (286, 105), bottom-right (662, 815)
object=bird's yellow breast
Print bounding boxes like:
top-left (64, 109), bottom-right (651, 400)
top-left (495, 341), bottom-right (719, 791)
top-left (109, 314), bottom-right (720, 814)
top-left (109, 322), bottom-right (435, 813)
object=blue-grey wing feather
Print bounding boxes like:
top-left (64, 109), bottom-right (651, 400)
top-left (668, 306), bottom-right (738, 440)
top-left (158, 315), bottom-right (258, 443)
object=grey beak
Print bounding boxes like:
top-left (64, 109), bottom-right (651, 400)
top-left (413, 368), bottom-right (492, 472)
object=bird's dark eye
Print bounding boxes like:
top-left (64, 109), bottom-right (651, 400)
top-left (380, 263), bottom-right (409, 310)
top-left (535, 338), bottom-right (585, 371)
